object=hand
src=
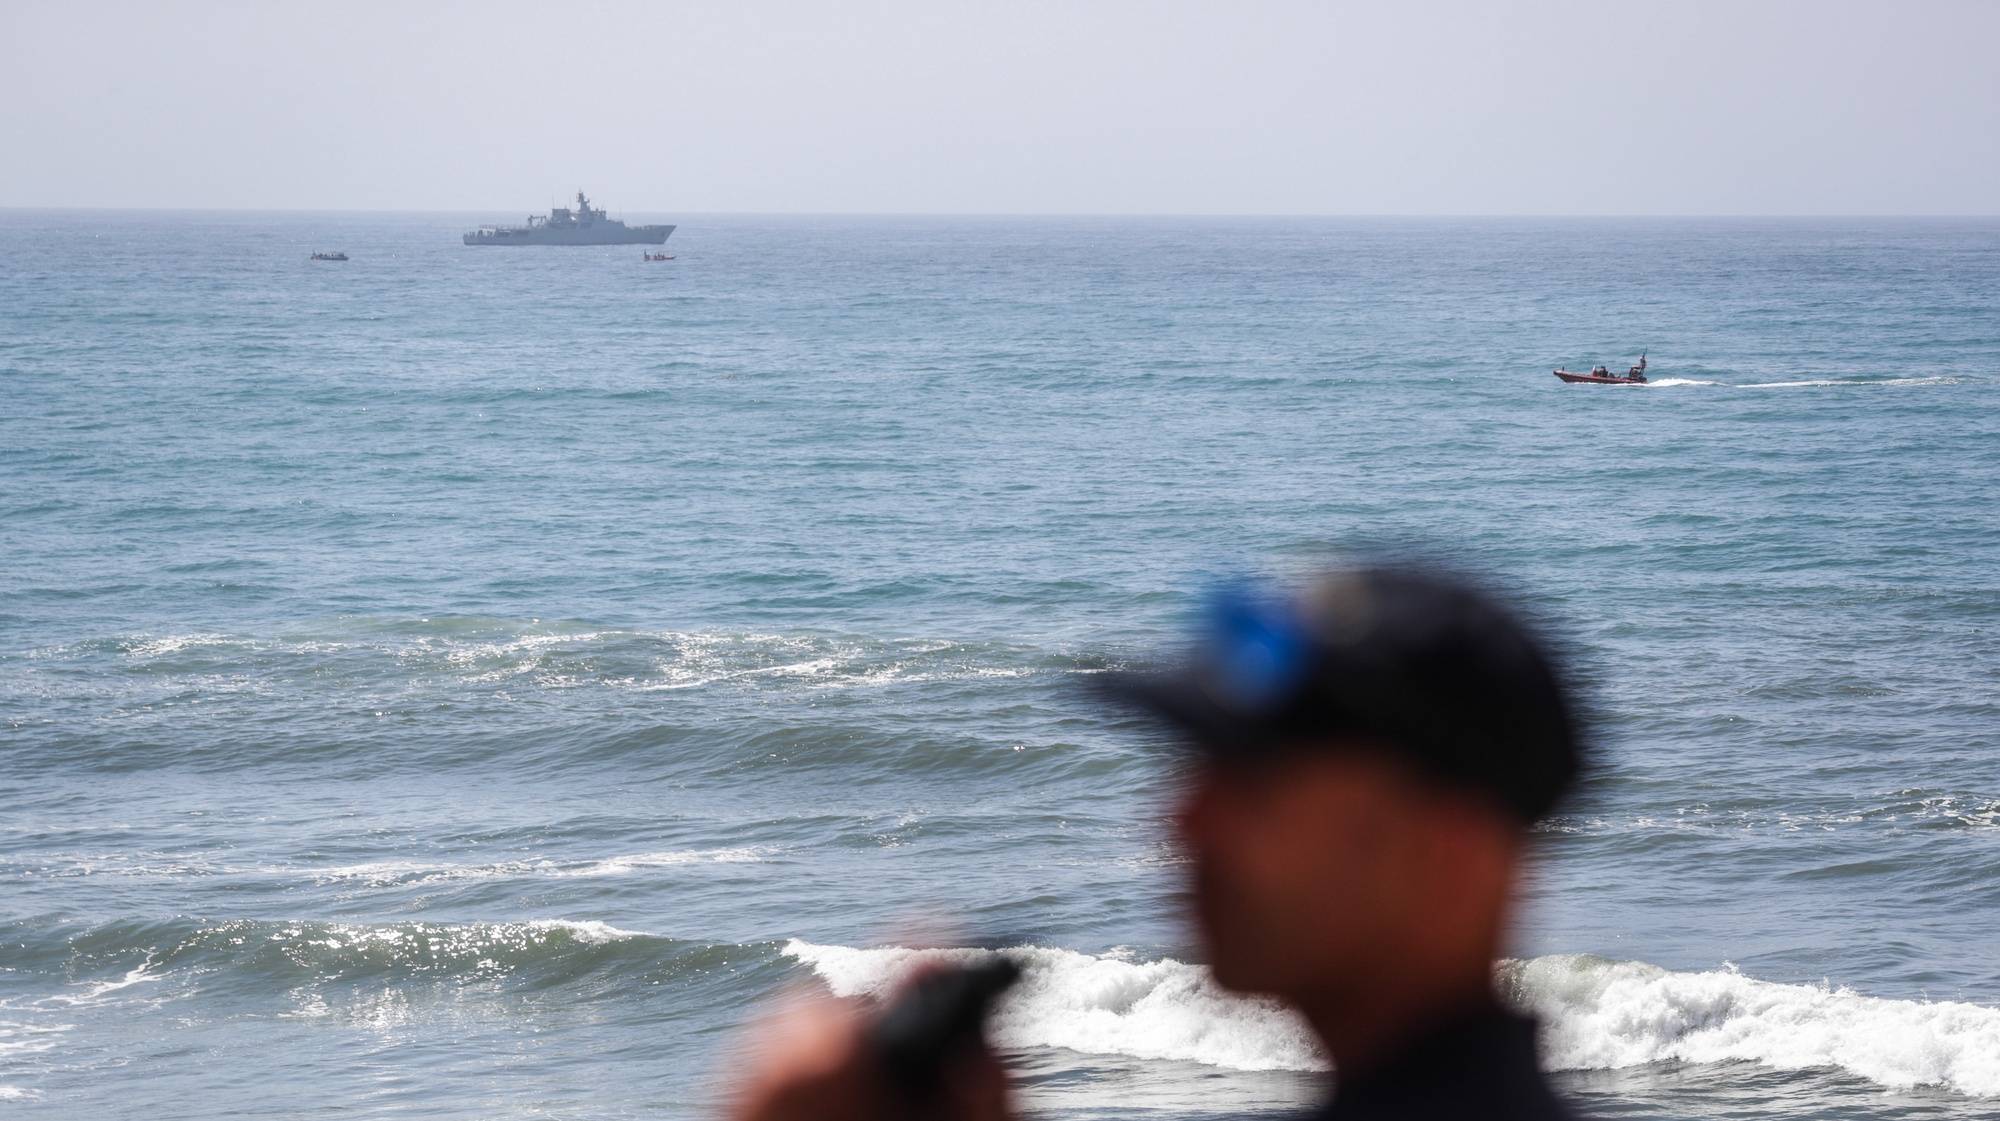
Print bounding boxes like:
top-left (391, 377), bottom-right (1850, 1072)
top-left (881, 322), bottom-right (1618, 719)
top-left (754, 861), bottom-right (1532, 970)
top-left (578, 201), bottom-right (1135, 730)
top-left (725, 983), bottom-right (1014, 1121)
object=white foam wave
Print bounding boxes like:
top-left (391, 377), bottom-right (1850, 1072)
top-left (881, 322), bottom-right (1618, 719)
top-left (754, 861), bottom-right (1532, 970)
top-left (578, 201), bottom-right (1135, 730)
top-left (32, 959), bottom-right (163, 1008)
top-left (3, 851), bottom-right (228, 880)
top-left (7, 847), bottom-right (774, 887)
top-left (573, 848), bottom-right (769, 875)
top-left (1901, 794), bottom-right (2000, 829)
top-left (637, 638), bottom-right (1035, 693)
top-left (1513, 954), bottom-right (2000, 1097)
top-left (783, 941), bottom-right (1324, 1072)
top-left (34, 624), bottom-right (1047, 695)
top-left (256, 918), bottom-right (646, 951)
top-left (121, 633), bottom-right (238, 658)
top-left (432, 631), bottom-right (613, 665)
top-left (784, 943), bottom-right (2000, 1097)
top-left (0, 1019), bottom-right (71, 1058)
top-left (0, 1086), bottom-right (41, 1101)
top-left (308, 848), bottom-right (772, 886)
top-left (1540, 793), bottom-right (2000, 836)
top-left (518, 919), bottom-right (646, 942)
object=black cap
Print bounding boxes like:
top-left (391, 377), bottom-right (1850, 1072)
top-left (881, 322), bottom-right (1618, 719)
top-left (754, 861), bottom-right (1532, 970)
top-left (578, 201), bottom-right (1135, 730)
top-left (1099, 565), bottom-right (1585, 823)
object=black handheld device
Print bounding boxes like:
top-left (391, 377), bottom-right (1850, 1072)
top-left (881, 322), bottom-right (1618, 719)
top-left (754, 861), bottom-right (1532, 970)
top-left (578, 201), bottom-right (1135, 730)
top-left (864, 956), bottom-right (1022, 1103)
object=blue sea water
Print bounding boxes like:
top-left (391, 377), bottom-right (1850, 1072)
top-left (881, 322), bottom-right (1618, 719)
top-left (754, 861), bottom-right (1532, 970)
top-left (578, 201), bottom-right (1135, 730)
top-left (2, 211), bottom-right (1997, 1119)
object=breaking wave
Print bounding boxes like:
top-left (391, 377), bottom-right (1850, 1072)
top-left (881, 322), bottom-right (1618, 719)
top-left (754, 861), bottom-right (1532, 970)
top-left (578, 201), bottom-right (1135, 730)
top-left (16, 620), bottom-right (1063, 694)
top-left (786, 942), bottom-right (2000, 1097)
top-left (1, 847), bottom-right (777, 886)
top-left (1, 917), bottom-right (693, 992)
top-left (1537, 790), bottom-right (2000, 836)
top-left (1510, 954), bottom-right (2000, 1097)
top-left (788, 940), bottom-right (1325, 1072)
top-left (303, 847), bottom-right (776, 886)
top-left (2, 619), bottom-right (1106, 773)
top-left (13, 926), bottom-right (2000, 1101)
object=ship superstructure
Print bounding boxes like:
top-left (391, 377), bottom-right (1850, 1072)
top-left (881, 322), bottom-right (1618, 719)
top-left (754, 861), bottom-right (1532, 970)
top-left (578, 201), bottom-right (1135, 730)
top-left (464, 191), bottom-right (675, 246)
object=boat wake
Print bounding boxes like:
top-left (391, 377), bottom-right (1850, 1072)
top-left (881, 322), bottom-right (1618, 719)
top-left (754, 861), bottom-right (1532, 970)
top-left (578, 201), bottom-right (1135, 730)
top-left (1632, 374), bottom-right (1963, 390)
top-left (1737, 376), bottom-right (1962, 389)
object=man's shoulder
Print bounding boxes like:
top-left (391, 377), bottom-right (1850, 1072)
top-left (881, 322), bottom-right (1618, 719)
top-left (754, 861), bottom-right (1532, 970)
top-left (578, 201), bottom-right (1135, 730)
top-left (1314, 1006), bottom-right (1586, 1121)
top-left (1311, 1082), bottom-right (1583, 1121)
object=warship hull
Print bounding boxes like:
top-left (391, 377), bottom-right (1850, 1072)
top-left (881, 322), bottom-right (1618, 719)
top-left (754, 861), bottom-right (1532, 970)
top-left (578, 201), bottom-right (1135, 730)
top-left (463, 224), bottom-right (674, 246)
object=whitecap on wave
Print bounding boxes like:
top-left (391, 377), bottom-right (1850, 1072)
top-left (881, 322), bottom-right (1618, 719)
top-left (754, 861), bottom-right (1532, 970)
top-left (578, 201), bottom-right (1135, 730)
top-left (785, 942), bottom-right (2000, 1098)
top-left (22, 622), bottom-right (1053, 696)
top-left (4, 847), bottom-right (777, 885)
top-left (1512, 954), bottom-right (2000, 1098)
top-left (30, 960), bottom-right (164, 1009)
top-left (306, 847), bottom-right (774, 886)
top-left (0, 1019), bottom-right (72, 1059)
top-left (784, 940), bottom-right (1322, 1072)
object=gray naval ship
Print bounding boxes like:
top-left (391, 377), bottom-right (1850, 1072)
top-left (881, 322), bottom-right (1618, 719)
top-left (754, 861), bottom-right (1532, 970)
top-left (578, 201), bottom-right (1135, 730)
top-left (463, 190), bottom-right (674, 246)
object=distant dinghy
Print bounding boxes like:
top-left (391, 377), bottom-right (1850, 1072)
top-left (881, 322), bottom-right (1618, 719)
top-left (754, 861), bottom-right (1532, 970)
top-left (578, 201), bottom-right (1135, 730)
top-left (310, 251), bottom-right (349, 261)
top-left (464, 190), bottom-right (675, 246)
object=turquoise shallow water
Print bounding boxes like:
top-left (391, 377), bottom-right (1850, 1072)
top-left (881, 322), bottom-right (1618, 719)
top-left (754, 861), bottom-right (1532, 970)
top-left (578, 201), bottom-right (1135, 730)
top-left (3, 212), bottom-right (1998, 1118)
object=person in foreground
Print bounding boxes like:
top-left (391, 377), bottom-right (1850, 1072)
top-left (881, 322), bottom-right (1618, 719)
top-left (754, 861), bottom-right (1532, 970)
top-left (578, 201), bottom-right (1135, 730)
top-left (727, 563), bottom-right (1589, 1121)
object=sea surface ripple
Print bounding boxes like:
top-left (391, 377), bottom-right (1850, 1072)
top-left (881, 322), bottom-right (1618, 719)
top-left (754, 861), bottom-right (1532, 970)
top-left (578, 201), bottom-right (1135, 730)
top-left (2, 212), bottom-right (1998, 1118)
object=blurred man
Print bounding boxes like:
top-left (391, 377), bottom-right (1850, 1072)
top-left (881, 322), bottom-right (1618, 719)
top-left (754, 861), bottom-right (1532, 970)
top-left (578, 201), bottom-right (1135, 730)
top-left (729, 564), bottom-right (1588, 1121)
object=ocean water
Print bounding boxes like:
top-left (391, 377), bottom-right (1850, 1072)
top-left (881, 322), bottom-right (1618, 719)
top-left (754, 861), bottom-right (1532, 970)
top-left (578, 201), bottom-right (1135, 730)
top-left (2, 211), bottom-right (1997, 1119)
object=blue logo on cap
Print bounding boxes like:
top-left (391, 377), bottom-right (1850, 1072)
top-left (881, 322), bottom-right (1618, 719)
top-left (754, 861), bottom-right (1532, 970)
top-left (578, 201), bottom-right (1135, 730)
top-left (1203, 581), bottom-right (1312, 711)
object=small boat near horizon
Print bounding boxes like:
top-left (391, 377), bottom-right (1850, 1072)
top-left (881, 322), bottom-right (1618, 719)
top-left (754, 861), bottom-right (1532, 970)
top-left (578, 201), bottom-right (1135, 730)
top-left (643, 252), bottom-right (674, 261)
top-left (1555, 354), bottom-right (1647, 384)
top-left (310, 251), bottom-right (349, 262)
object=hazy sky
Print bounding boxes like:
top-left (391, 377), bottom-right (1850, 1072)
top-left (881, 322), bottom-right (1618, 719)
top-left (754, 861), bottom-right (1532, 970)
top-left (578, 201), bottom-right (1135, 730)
top-left (3, 0), bottom-right (1996, 214)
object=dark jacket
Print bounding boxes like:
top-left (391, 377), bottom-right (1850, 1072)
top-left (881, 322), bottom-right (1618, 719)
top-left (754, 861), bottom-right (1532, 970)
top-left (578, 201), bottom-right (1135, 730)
top-left (1314, 1005), bottom-right (1578, 1121)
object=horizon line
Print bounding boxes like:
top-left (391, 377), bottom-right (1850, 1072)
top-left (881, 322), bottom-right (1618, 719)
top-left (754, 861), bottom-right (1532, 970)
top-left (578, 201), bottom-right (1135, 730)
top-left (3, 205), bottom-right (1999, 221)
